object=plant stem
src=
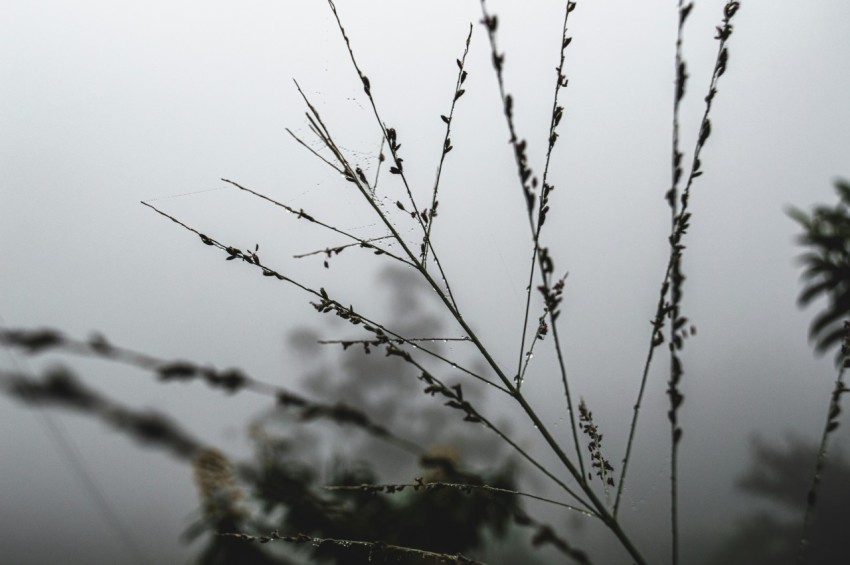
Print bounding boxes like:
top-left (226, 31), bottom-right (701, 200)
top-left (798, 352), bottom-right (849, 563)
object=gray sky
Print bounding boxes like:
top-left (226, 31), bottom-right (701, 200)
top-left (3, 1), bottom-right (850, 563)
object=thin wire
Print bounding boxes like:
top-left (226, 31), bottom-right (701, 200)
top-left (0, 314), bottom-right (149, 565)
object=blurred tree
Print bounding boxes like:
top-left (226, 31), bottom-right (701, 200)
top-left (787, 178), bottom-right (850, 359)
top-left (0, 267), bottom-right (542, 564)
top-left (173, 266), bottom-right (541, 564)
top-left (707, 181), bottom-right (850, 564)
top-left (704, 438), bottom-right (850, 565)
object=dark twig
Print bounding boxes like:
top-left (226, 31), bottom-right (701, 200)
top-left (387, 346), bottom-right (595, 514)
top-left (285, 127), bottom-right (345, 174)
top-left (515, 313), bottom-right (544, 389)
top-left (480, 0), bottom-right (587, 482)
top-left (615, 5), bottom-right (742, 533)
top-left (221, 179), bottom-right (413, 267)
top-left (319, 337), bottom-right (471, 345)
top-left (324, 479), bottom-right (594, 516)
top-left (421, 24), bottom-right (473, 266)
top-left (293, 80), bottom-right (462, 311)
top-left (292, 238), bottom-right (390, 259)
top-left (141, 202), bottom-right (508, 394)
top-left (513, 506), bottom-right (592, 564)
top-left (292, 236), bottom-right (393, 269)
top-left (0, 366), bottom-right (205, 459)
top-left (479, 0), bottom-right (540, 229)
top-left (219, 531), bottom-right (486, 564)
top-left (0, 328), bottom-right (426, 456)
top-left (325, 478), bottom-right (594, 563)
top-left (325, 0), bottom-right (459, 309)
top-left (318, 336), bottom-right (495, 389)
top-left (798, 322), bottom-right (850, 563)
top-left (372, 135), bottom-right (385, 194)
top-left (665, 7), bottom-right (740, 562)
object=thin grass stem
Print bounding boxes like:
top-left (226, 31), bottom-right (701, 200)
top-left (394, 175), bottom-right (649, 562)
top-left (221, 178), bottom-right (414, 267)
top-left (517, 0), bottom-right (575, 387)
top-left (665, 3), bottom-right (693, 559)
top-left (324, 479), bottom-right (596, 562)
top-left (480, 0), bottom-right (587, 483)
top-left (614, 3), bottom-right (741, 528)
top-left (294, 92), bottom-right (466, 323)
top-left (797, 323), bottom-right (850, 564)
top-left (324, 480), bottom-right (595, 517)
top-left (397, 282), bottom-right (648, 562)
top-left (285, 127), bottom-right (345, 174)
top-left (292, 236), bottom-right (392, 265)
top-left (318, 337), bottom-right (471, 345)
top-left (421, 24), bottom-right (473, 266)
top-left (0, 328), bottom-right (426, 456)
top-left (396, 350), bottom-right (595, 514)
top-left (613, 278), bottom-right (668, 517)
top-left (143, 201), bottom-right (509, 394)
top-left (371, 135), bottom-right (385, 194)
top-left (219, 531), bottom-right (486, 565)
top-left (325, 0), bottom-right (459, 310)
top-left (325, 337), bottom-right (502, 394)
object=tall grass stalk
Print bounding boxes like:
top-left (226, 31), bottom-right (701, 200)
top-left (144, 1), bottom-right (742, 562)
top-left (797, 345), bottom-right (849, 563)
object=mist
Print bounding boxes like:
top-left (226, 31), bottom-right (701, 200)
top-left (2, 1), bottom-right (850, 563)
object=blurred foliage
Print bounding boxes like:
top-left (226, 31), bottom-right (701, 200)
top-left (182, 267), bottom-right (540, 564)
top-left (182, 421), bottom-right (526, 565)
top-left (788, 179), bottom-right (850, 358)
top-left (0, 267), bottom-right (540, 564)
top-left (705, 437), bottom-right (850, 565)
top-left (189, 433), bottom-right (519, 564)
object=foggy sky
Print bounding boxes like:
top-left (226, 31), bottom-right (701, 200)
top-left (2, 1), bottom-right (850, 563)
